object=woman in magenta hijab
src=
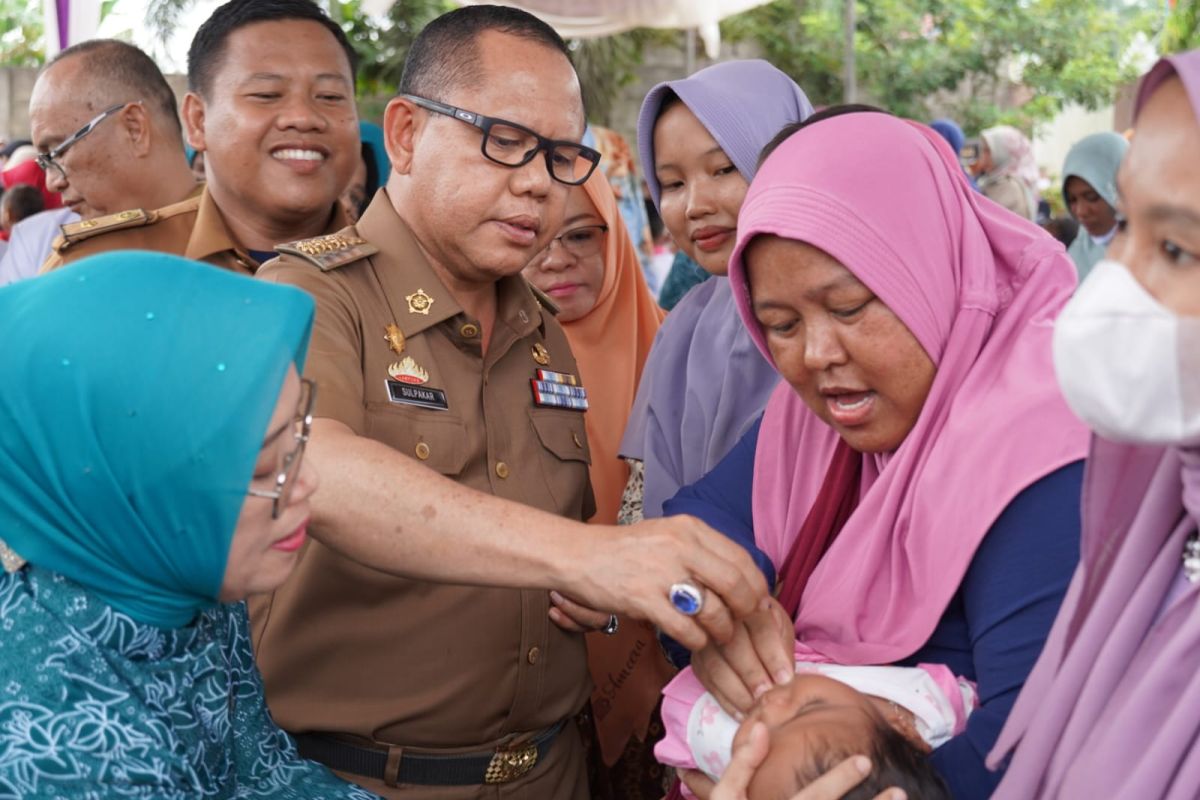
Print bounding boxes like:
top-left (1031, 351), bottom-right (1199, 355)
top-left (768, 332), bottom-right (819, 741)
top-left (986, 49), bottom-right (1200, 800)
top-left (664, 107), bottom-right (1090, 799)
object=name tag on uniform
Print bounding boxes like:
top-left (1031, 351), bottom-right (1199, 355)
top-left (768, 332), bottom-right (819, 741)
top-left (387, 380), bottom-right (449, 411)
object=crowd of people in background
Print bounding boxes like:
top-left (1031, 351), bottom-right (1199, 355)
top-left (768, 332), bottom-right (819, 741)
top-left (0, 2), bottom-right (1198, 800)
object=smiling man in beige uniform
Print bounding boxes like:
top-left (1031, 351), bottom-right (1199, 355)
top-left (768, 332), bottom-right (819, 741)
top-left (253, 7), bottom-right (603, 798)
top-left (41, 0), bottom-right (359, 275)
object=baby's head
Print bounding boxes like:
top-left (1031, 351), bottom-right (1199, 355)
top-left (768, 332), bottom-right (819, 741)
top-left (733, 673), bottom-right (949, 800)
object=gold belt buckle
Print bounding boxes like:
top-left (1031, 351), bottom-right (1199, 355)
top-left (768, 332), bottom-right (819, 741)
top-left (484, 741), bottom-right (539, 784)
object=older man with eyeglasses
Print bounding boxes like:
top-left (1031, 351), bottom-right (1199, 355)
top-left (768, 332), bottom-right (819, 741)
top-left (27, 40), bottom-right (197, 265)
top-left (28, 42), bottom-right (197, 224)
top-left (251, 5), bottom-right (777, 799)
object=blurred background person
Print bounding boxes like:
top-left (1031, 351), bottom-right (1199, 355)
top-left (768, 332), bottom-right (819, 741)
top-left (973, 125), bottom-right (1039, 220)
top-left (1060, 131), bottom-right (1128, 281)
top-left (339, 121), bottom-right (390, 223)
top-left (0, 184), bottom-right (46, 257)
top-left (929, 118), bottom-right (979, 190)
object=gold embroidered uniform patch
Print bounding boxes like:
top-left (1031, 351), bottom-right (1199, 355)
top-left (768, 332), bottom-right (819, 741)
top-left (276, 232), bottom-right (379, 271)
top-left (55, 209), bottom-right (151, 251)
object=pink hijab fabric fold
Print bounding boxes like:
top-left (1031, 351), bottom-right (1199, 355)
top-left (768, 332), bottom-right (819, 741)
top-left (988, 49), bottom-right (1200, 799)
top-left (726, 112), bottom-right (1090, 665)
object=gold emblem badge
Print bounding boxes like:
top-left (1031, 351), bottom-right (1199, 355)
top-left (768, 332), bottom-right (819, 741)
top-left (388, 356), bottom-right (429, 385)
top-left (406, 289), bottom-right (434, 315)
top-left (531, 343), bottom-right (550, 365)
top-left (384, 324), bottom-right (405, 355)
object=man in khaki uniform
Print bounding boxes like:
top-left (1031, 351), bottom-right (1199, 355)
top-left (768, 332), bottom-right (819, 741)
top-left (42, 0), bottom-right (359, 274)
top-left (26, 40), bottom-right (195, 232)
top-left (251, 7), bottom-right (616, 798)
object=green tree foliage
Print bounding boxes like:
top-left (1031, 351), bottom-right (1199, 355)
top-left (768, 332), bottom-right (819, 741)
top-left (572, 29), bottom-right (674, 126)
top-left (723, 0), bottom-right (1158, 132)
top-left (345, 0), bottom-right (453, 96)
top-left (1163, 0), bottom-right (1200, 52)
top-left (1, 0), bottom-right (46, 66)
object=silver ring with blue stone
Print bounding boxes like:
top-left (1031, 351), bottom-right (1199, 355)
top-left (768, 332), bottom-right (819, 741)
top-left (669, 582), bottom-right (704, 616)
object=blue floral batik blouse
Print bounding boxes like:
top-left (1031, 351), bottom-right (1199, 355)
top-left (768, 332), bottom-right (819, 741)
top-left (0, 565), bottom-right (379, 799)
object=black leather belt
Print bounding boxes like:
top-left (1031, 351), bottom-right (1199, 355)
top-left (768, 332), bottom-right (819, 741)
top-left (294, 719), bottom-right (567, 786)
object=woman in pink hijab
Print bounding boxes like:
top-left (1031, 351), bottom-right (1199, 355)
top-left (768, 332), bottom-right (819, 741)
top-left (662, 107), bottom-right (1090, 799)
top-left (986, 48), bottom-right (1200, 800)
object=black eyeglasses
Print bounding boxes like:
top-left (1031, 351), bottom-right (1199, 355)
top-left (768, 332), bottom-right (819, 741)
top-left (35, 102), bottom-right (138, 181)
top-left (402, 94), bottom-right (601, 186)
top-left (247, 378), bottom-right (316, 520)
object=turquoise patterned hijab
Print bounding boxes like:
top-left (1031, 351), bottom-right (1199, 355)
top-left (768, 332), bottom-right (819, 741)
top-left (0, 252), bottom-right (313, 628)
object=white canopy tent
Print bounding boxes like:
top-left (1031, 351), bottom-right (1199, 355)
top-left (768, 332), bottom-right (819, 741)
top-left (361, 0), bottom-right (774, 59)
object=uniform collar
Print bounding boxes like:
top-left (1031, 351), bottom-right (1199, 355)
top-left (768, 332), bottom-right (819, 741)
top-left (186, 185), bottom-right (351, 272)
top-left (184, 185), bottom-right (248, 267)
top-left (355, 189), bottom-right (544, 342)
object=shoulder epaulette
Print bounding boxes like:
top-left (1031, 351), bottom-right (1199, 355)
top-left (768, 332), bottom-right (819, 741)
top-left (151, 193), bottom-right (202, 221)
top-left (56, 209), bottom-right (151, 251)
top-left (275, 232), bottom-right (378, 271)
top-left (528, 283), bottom-right (561, 316)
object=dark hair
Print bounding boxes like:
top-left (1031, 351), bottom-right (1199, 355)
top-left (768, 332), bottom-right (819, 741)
top-left (399, 5), bottom-right (571, 101)
top-left (45, 40), bottom-right (182, 139)
top-left (657, 89), bottom-right (682, 116)
top-left (1, 184), bottom-right (46, 227)
top-left (1041, 215), bottom-right (1080, 249)
top-left (786, 721), bottom-right (950, 800)
top-left (758, 104), bottom-right (890, 169)
top-left (0, 140), bottom-right (32, 160)
top-left (188, 0), bottom-right (358, 97)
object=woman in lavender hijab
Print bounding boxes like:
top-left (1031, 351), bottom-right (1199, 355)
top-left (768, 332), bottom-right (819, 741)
top-left (987, 48), bottom-right (1200, 799)
top-left (617, 60), bottom-right (814, 524)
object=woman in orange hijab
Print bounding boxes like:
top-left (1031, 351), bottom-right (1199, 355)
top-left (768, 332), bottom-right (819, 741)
top-left (523, 170), bottom-right (672, 798)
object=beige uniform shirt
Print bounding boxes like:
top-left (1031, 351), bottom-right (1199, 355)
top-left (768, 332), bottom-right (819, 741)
top-left (252, 191), bottom-right (595, 798)
top-left (40, 185), bottom-right (348, 275)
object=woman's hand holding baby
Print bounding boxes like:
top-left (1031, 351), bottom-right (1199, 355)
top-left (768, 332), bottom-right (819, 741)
top-left (692, 597), bottom-right (796, 716)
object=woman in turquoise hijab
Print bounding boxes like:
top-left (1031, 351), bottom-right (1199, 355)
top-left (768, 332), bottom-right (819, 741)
top-left (0, 252), bottom-right (378, 799)
top-left (1061, 131), bottom-right (1128, 281)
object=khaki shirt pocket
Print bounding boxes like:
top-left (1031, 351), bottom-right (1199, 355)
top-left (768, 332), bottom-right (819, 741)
top-left (365, 401), bottom-right (470, 477)
top-left (528, 408), bottom-right (593, 518)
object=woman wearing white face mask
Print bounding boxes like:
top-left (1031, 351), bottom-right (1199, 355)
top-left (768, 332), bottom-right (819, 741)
top-left (988, 48), bottom-right (1200, 800)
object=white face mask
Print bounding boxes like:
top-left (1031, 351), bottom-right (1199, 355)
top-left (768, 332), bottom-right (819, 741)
top-left (1053, 259), bottom-right (1200, 446)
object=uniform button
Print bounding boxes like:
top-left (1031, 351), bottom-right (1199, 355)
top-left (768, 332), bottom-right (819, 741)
top-left (495, 462), bottom-right (510, 479)
top-left (572, 432), bottom-right (583, 448)
top-left (415, 442), bottom-right (431, 460)
top-left (460, 323), bottom-right (479, 338)
top-left (527, 646), bottom-right (540, 665)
